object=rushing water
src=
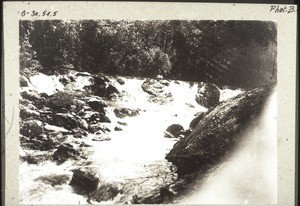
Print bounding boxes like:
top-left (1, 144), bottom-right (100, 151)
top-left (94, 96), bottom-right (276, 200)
top-left (20, 73), bottom-right (245, 204)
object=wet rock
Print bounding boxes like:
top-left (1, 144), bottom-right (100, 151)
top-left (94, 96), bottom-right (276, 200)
top-left (185, 103), bottom-right (195, 108)
top-left (113, 107), bottom-right (140, 118)
top-left (20, 98), bottom-right (31, 107)
top-left (91, 74), bottom-right (109, 97)
top-left (47, 92), bottom-right (75, 112)
top-left (70, 168), bottom-right (100, 195)
top-left (88, 123), bottom-right (111, 134)
top-left (20, 76), bottom-right (28, 87)
top-left (166, 86), bottom-right (273, 176)
top-left (53, 113), bottom-right (78, 130)
top-left (20, 90), bottom-right (41, 101)
top-left (20, 108), bottom-right (40, 120)
top-left (20, 120), bottom-right (43, 137)
top-left (195, 83), bottom-right (220, 108)
top-left (87, 98), bottom-right (106, 114)
top-left (77, 118), bottom-right (89, 130)
top-left (79, 142), bottom-right (92, 147)
top-left (189, 112), bottom-right (206, 130)
top-left (83, 111), bottom-right (101, 123)
top-left (116, 77), bottom-right (125, 85)
top-left (141, 79), bottom-right (165, 95)
top-left (105, 84), bottom-right (120, 98)
top-left (108, 93), bottom-right (119, 101)
top-left (71, 128), bottom-right (88, 138)
top-left (91, 182), bottom-right (124, 202)
top-left (142, 79), bottom-right (173, 104)
top-left (21, 138), bottom-right (57, 151)
top-left (164, 124), bottom-right (184, 138)
top-left (114, 126), bottom-right (123, 131)
top-left (148, 92), bottom-right (173, 105)
top-left (117, 121), bottom-right (128, 126)
top-left (48, 131), bottom-right (66, 143)
top-left (53, 143), bottom-right (80, 164)
top-left (92, 135), bottom-right (111, 142)
top-left (20, 155), bottom-right (39, 164)
top-left (159, 80), bottom-right (170, 86)
top-left (44, 124), bottom-right (70, 134)
top-left (35, 174), bottom-right (71, 187)
top-left (59, 76), bottom-right (71, 85)
top-left (100, 114), bottom-right (111, 123)
top-left (76, 72), bottom-right (91, 77)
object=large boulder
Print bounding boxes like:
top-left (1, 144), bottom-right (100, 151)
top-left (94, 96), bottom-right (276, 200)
top-left (195, 83), bottom-right (220, 108)
top-left (53, 143), bottom-right (81, 164)
top-left (166, 86), bottom-right (273, 177)
top-left (69, 167), bottom-right (100, 195)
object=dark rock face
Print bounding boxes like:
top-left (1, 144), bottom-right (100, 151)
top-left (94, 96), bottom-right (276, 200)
top-left (91, 74), bottom-right (109, 97)
top-left (166, 86), bottom-right (272, 177)
top-left (21, 138), bottom-right (57, 151)
top-left (100, 114), bottom-right (111, 123)
top-left (35, 174), bottom-right (71, 187)
top-left (69, 168), bottom-right (100, 195)
top-left (91, 182), bottom-right (124, 202)
top-left (53, 113), bottom-right (78, 130)
top-left (189, 112), bottom-right (206, 130)
top-left (87, 98), bottom-right (106, 114)
top-left (53, 143), bottom-right (80, 164)
top-left (20, 90), bottom-right (41, 102)
top-left (114, 126), bottom-right (123, 131)
top-left (113, 107), bottom-right (140, 118)
top-left (164, 124), bottom-right (184, 138)
top-left (20, 76), bottom-right (28, 87)
top-left (195, 83), bottom-right (220, 108)
top-left (20, 120), bottom-right (43, 137)
top-left (105, 84), bottom-right (120, 98)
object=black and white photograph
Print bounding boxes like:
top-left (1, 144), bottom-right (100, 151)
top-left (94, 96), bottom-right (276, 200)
top-left (18, 19), bottom-right (277, 204)
top-left (2, 2), bottom-right (297, 206)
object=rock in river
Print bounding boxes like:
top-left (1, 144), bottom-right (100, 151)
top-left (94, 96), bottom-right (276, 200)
top-left (113, 107), bottom-right (140, 118)
top-left (166, 86), bottom-right (273, 176)
top-left (195, 83), bottom-right (220, 108)
top-left (53, 143), bottom-right (81, 164)
top-left (164, 124), bottom-right (184, 138)
top-left (70, 167), bottom-right (100, 195)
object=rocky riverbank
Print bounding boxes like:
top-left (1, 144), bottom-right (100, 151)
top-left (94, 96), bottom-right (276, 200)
top-left (19, 68), bottom-right (274, 204)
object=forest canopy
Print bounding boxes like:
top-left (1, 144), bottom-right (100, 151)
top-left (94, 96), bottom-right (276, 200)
top-left (20, 20), bottom-right (277, 88)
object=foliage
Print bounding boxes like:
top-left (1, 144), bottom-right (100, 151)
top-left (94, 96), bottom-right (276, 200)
top-left (20, 20), bottom-right (277, 88)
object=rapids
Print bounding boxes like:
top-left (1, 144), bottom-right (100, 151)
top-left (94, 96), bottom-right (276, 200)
top-left (20, 74), bottom-right (247, 204)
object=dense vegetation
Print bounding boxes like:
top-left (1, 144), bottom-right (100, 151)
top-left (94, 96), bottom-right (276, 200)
top-left (20, 20), bottom-right (277, 88)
